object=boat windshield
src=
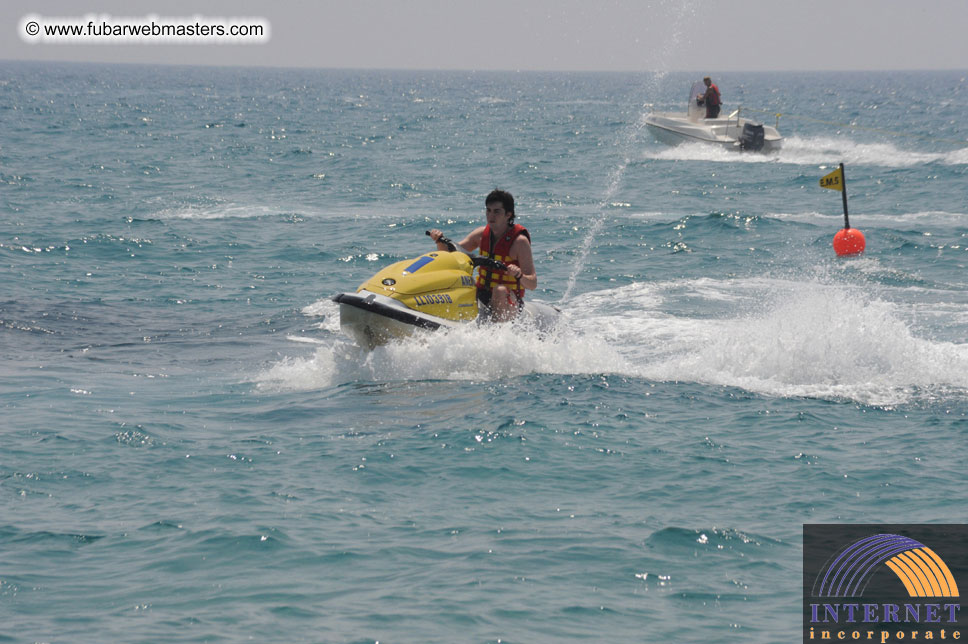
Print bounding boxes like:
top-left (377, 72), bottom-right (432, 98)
top-left (687, 80), bottom-right (706, 121)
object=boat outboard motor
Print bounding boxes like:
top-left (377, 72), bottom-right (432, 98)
top-left (739, 122), bottom-right (765, 151)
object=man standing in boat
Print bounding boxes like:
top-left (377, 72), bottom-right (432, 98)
top-left (697, 76), bottom-right (721, 119)
top-left (428, 189), bottom-right (537, 322)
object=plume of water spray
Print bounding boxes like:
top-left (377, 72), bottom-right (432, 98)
top-left (559, 144), bottom-right (638, 302)
top-left (559, 0), bottom-right (697, 303)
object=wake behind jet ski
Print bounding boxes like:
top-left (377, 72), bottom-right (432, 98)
top-left (332, 232), bottom-right (560, 349)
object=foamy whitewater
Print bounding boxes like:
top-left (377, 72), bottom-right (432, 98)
top-left (2, 63), bottom-right (967, 642)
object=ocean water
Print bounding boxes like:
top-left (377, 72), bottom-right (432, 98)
top-left (2, 62), bottom-right (968, 642)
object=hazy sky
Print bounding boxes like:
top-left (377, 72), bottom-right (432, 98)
top-left (3, 0), bottom-right (968, 72)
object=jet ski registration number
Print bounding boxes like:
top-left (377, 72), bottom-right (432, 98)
top-left (414, 294), bottom-right (453, 306)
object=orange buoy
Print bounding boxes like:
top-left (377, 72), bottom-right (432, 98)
top-left (833, 228), bottom-right (865, 256)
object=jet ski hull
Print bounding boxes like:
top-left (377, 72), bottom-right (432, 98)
top-left (334, 291), bottom-right (456, 349)
top-left (334, 290), bottom-right (561, 350)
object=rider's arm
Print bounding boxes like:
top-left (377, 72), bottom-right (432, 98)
top-left (457, 227), bottom-right (484, 253)
top-left (429, 227), bottom-right (483, 253)
top-left (509, 236), bottom-right (537, 290)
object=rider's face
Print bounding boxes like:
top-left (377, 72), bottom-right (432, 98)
top-left (485, 203), bottom-right (511, 230)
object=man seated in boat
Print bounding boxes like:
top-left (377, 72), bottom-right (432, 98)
top-left (696, 76), bottom-right (721, 119)
top-left (428, 189), bottom-right (537, 322)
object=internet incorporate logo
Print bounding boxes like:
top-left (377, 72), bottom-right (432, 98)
top-left (815, 533), bottom-right (959, 599)
top-left (803, 525), bottom-right (966, 644)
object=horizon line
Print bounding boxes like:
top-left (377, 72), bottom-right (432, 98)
top-left (2, 57), bottom-right (967, 76)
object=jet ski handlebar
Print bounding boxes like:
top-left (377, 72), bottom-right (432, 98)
top-left (471, 256), bottom-right (508, 272)
top-left (425, 230), bottom-right (507, 272)
top-left (426, 230), bottom-right (458, 252)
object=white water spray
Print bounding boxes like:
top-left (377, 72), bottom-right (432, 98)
top-left (559, 133), bottom-right (641, 302)
top-left (560, 0), bottom-right (697, 303)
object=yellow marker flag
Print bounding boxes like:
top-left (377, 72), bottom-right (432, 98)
top-left (820, 167), bottom-right (844, 191)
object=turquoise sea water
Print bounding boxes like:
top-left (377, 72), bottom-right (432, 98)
top-left (2, 62), bottom-right (968, 642)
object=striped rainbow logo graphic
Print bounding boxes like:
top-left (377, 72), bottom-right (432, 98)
top-left (815, 533), bottom-right (960, 598)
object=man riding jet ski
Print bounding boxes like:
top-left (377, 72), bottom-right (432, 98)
top-left (332, 190), bottom-right (559, 349)
top-left (428, 189), bottom-right (535, 322)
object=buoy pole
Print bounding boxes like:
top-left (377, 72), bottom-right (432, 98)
top-left (840, 162), bottom-right (850, 229)
top-left (822, 162), bottom-right (865, 256)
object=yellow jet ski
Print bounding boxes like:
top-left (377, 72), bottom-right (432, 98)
top-left (332, 232), bottom-right (560, 349)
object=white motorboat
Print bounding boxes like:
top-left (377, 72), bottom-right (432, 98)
top-left (644, 80), bottom-right (782, 152)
